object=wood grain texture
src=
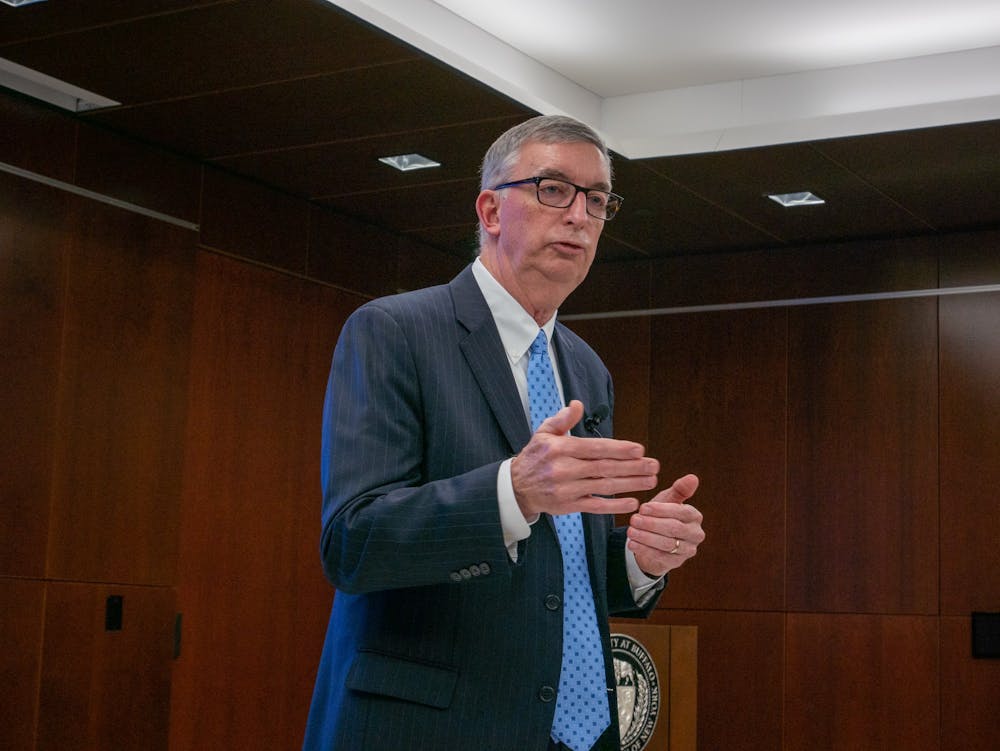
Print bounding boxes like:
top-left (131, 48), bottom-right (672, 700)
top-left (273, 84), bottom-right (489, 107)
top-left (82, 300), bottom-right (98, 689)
top-left (0, 175), bottom-right (68, 577)
top-left (36, 582), bottom-right (175, 751)
top-left (169, 253), bottom-right (353, 750)
top-left (784, 613), bottom-right (939, 750)
top-left (786, 299), bottom-right (938, 614)
top-left (46, 198), bottom-right (197, 584)
top-left (648, 309), bottom-right (787, 611)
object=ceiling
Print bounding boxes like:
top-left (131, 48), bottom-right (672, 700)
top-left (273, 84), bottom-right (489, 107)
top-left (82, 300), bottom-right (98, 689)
top-left (2, 0), bottom-right (999, 265)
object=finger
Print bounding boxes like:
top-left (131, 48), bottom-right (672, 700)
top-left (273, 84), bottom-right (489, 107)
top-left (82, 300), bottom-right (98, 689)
top-left (648, 473), bottom-right (699, 505)
top-left (560, 435), bottom-right (649, 461)
top-left (573, 495), bottom-right (640, 515)
top-left (536, 399), bottom-right (584, 436)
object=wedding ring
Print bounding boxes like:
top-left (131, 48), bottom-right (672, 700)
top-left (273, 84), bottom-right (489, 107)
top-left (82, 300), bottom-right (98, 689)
top-left (669, 538), bottom-right (682, 555)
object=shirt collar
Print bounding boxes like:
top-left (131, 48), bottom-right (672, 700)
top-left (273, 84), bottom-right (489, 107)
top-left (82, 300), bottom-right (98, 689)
top-left (471, 258), bottom-right (558, 365)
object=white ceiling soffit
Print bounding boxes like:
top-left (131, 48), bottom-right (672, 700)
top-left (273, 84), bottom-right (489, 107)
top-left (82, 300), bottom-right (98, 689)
top-left (327, 0), bottom-right (1000, 158)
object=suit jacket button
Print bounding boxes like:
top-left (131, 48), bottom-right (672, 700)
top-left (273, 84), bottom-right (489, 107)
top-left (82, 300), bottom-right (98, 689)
top-left (449, 572), bottom-right (463, 582)
top-left (544, 594), bottom-right (561, 611)
top-left (538, 685), bottom-right (556, 703)
top-left (479, 562), bottom-right (491, 575)
top-left (469, 564), bottom-right (481, 576)
top-left (460, 568), bottom-right (472, 579)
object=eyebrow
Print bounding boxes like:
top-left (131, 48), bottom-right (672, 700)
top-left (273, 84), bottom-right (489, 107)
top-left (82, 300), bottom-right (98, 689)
top-left (536, 167), bottom-right (612, 193)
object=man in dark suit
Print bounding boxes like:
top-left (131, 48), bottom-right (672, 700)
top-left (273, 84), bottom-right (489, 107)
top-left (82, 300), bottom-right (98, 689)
top-left (303, 115), bottom-right (704, 751)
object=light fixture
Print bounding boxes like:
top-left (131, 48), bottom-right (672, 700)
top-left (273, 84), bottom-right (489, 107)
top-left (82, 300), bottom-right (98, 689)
top-left (378, 153), bottom-right (441, 172)
top-left (1, 0), bottom-right (48, 7)
top-left (767, 191), bottom-right (825, 207)
top-left (0, 57), bottom-right (119, 112)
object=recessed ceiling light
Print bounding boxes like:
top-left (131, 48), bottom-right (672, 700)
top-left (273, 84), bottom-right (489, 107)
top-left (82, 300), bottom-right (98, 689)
top-left (767, 191), bottom-right (825, 207)
top-left (378, 153), bottom-right (441, 172)
top-left (1, 0), bottom-right (48, 6)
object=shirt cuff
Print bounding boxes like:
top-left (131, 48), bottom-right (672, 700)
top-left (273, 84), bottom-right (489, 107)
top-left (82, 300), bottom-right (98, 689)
top-left (626, 546), bottom-right (664, 607)
top-left (498, 458), bottom-right (534, 561)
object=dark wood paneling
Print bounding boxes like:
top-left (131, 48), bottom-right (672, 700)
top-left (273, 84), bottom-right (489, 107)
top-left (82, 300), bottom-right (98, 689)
top-left (647, 309), bottom-right (787, 611)
top-left (47, 199), bottom-right (196, 585)
top-left (563, 315), bottom-right (651, 449)
top-left (644, 610), bottom-right (785, 751)
top-left (36, 582), bottom-right (175, 751)
top-left (939, 291), bottom-right (1000, 614)
top-left (75, 123), bottom-right (202, 224)
top-left (0, 0), bottom-right (418, 100)
top-left (395, 237), bottom-right (469, 293)
top-left (0, 91), bottom-right (77, 181)
top-left (215, 115), bottom-right (527, 201)
top-left (0, 0), bottom-right (219, 44)
top-left (170, 253), bottom-right (351, 750)
top-left (307, 206), bottom-right (400, 298)
top-left (649, 235), bottom-right (938, 309)
top-left (784, 614), bottom-right (939, 750)
top-left (318, 177), bottom-right (482, 233)
top-left (786, 298), bottom-right (938, 614)
top-left (815, 121), bottom-right (1000, 233)
top-left (562, 259), bottom-right (652, 315)
top-left (0, 175), bottom-right (69, 577)
top-left (87, 59), bottom-right (528, 159)
top-left (644, 141), bottom-right (933, 245)
top-left (940, 616), bottom-right (1000, 751)
top-left (200, 167), bottom-right (310, 274)
top-left (0, 578), bottom-right (45, 750)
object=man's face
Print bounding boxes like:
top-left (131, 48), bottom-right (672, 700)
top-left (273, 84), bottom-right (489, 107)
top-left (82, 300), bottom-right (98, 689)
top-left (481, 139), bottom-right (611, 309)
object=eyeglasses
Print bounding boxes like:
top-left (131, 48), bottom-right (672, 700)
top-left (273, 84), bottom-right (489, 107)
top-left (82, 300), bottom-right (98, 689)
top-left (491, 176), bottom-right (624, 221)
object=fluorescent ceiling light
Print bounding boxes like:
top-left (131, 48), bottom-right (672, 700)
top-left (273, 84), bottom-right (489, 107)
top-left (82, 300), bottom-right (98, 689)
top-left (768, 191), bottom-right (826, 207)
top-left (378, 153), bottom-right (441, 171)
top-left (1, 1), bottom-right (49, 7)
top-left (0, 57), bottom-right (119, 112)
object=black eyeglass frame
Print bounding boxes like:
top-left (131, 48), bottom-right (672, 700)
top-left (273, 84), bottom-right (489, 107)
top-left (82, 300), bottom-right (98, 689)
top-left (491, 176), bottom-right (624, 221)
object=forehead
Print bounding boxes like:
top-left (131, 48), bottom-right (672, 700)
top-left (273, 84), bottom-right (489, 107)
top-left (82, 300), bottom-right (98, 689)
top-left (514, 140), bottom-right (611, 189)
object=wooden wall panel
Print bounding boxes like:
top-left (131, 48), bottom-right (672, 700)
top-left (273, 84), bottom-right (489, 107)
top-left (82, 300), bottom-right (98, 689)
top-left (47, 200), bottom-right (197, 585)
top-left (649, 610), bottom-right (784, 751)
top-left (784, 614), bottom-right (939, 750)
top-left (564, 315), bottom-right (651, 448)
top-left (0, 90), bottom-right (76, 181)
top-left (940, 616), bottom-right (1000, 751)
top-left (648, 310), bottom-right (787, 611)
top-left (75, 123), bottom-right (202, 225)
top-left (786, 299), bottom-right (938, 614)
top-left (939, 291), bottom-right (1000, 614)
top-left (170, 253), bottom-right (356, 751)
top-left (36, 582), bottom-right (175, 751)
top-left (0, 175), bottom-right (68, 577)
top-left (200, 168), bottom-right (310, 275)
top-left (0, 579), bottom-right (45, 750)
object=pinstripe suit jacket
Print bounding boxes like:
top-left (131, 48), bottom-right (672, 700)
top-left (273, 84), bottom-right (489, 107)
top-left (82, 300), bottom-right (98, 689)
top-left (302, 265), bottom-right (662, 751)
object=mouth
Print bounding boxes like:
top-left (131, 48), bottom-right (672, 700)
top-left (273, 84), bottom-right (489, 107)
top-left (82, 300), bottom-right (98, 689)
top-left (550, 239), bottom-right (589, 255)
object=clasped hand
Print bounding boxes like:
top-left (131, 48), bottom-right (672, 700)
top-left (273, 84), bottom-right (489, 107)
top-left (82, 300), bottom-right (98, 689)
top-left (511, 400), bottom-right (704, 578)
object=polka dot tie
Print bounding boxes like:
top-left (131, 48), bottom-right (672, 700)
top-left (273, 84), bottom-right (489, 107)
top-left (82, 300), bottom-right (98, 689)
top-left (527, 330), bottom-right (610, 751)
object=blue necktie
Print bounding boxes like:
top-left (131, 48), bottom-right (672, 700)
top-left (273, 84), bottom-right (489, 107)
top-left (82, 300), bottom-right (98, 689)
top-left (527, 330), bottom-right (610, 751)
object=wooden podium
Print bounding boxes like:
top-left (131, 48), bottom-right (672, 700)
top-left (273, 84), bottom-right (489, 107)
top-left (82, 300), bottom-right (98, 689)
top-left (609, 623), bottom-right (697, 751)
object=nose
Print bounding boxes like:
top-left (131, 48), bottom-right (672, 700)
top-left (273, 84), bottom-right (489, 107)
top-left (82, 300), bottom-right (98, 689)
top-left (563, 188), bottom-right (590, 222)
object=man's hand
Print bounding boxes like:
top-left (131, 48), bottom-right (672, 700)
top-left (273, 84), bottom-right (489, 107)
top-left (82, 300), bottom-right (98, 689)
top-left (627, 474), bottom-right (704, 577)
top-left (511, 400), bottom-right (659, 519)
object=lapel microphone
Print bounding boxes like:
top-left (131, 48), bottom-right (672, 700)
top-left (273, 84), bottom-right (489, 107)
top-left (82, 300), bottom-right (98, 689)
top-left (583, 404), bottom-right (609, 437)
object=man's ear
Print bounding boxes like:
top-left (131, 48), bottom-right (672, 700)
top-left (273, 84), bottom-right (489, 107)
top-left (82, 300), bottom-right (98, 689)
top-left (475, 189), bottom-right (502, 238)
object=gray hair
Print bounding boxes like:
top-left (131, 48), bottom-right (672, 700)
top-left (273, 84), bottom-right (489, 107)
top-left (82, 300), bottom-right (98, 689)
top-left (477, 115), bottom-right (613, 247)
top-left (479, 114), bottom-right (612, 191)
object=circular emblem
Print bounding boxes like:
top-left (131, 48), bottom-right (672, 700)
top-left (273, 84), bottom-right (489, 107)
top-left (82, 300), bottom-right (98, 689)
top-left (610, 632), bottom-right (660, 751)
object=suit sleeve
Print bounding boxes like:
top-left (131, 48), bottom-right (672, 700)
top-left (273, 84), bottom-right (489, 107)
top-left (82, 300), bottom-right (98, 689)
top-left (319, 303), bottom-right (512, 595)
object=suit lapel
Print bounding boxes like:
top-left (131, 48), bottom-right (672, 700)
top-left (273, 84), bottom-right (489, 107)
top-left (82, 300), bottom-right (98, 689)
top-left (450, 266), bottom-right (532, 454)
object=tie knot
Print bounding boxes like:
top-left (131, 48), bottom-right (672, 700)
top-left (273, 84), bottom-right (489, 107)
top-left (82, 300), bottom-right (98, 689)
top-left (530, 329), bottom-right (548, 356)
